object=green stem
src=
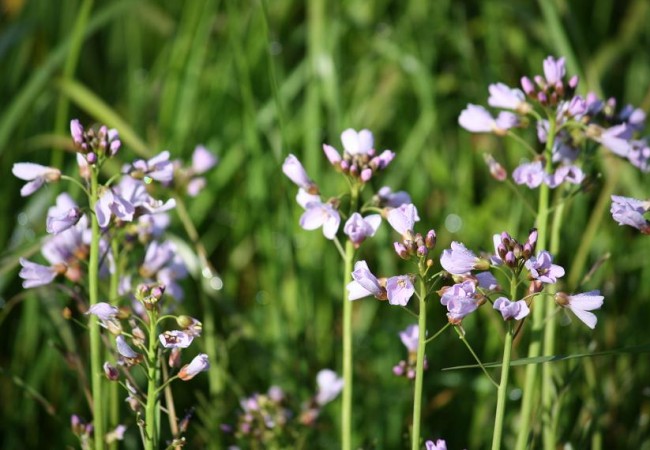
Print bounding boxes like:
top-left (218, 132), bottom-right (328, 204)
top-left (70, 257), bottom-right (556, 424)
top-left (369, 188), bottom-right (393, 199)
top-left (515, 115), bottom-right (555, 450)
top-left (88, 167), bottom-right (105, 450)
top-left (410, 277), bottom-right (428, 450)
top-left (108, 239), bottom-right (120, 450)
top-left (144, 310), bottom-right (159, 450)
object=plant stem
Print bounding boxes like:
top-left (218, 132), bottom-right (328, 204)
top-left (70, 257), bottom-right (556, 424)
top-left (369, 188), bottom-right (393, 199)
top-left (411, 277), bottom-right (427, 450)
top-left (145, 310), bottom-right (159, 450)
top-left (88, 167), bottom-right (105, 450)
top-left (492, 323), bottom-right (514, 450)
top-left (108, 239), bottom-right (120, 450)
top-left (515, 114), bottom-right (555, 450)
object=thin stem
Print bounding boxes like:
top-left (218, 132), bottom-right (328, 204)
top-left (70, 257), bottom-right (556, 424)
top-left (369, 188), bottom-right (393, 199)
top-left (410, 277), bottom-right (428, 450)
top-left (424, 322), bottom-right (451, 344)
top-left (161, 363), bottom-right (180, 444)
top-left (88, 166), bottom-right (105, 450)
top-left (455, 326), bottom-right (499, 388)
top-left (491, 323), bottom-right (514, 450)
top-left (144, 310), bottom-right (159, 450)
top-left (109, 238), bottom-right (120, 450)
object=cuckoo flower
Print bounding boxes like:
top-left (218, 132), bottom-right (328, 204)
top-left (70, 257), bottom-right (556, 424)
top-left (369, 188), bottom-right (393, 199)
top-left (376, 186), bottom-right (412, 208)
top-left (159, 330), bottom-right (194, 349)
top-left (12, 163), bottom-right (61, 197)
top-left (343, 213), bottom-right (381, 246)
top-left (487, 82), bottom-right (528, 112)
top-left (130, 151), bottom-right (174, 183)
top-left (116, 335), bottom-right (140, 359)
top-left (386, 203), bottom-right (420, 235)
top-left (341, 128), bottom-right (374, 156)
top-left (493, 297), bottom-right (530, 320)
top-left (439, 280), bottom-right (480, 322)
top-left (282, 154), bottom-right (318, 194)
top-left (525, 251), bottom-right (565, 284)
top-left (385, 275), bottom-right (415, 306)
top-left (512, 161), bottom-right (545, 188)
top-left (179, 353), bottom-right (209, 380)
top-left (458, 104), bottom-right (518, 135)
top-left (86, 302), bottom-right (119, 321)
top-left (610, 195), bottom-right (650, 233)
top-left (399, 324), bottom-right (419, 353)
top-left (425, 440), bottom-right (447, 450)
top-left (347, 261), bottom-right (384, 300)
top-left (299, 200), bottom-right (340, 240)
top-left (46, 193), bottom-right (82, 234)
top-left (555, 291), bottom-right (604, 329)
top-left (18, 258), bottom-right (62, 288)
top-left (315, 369), bottom-right (344, 406)
top-left (440, 241), bottom-right (483, 274)
top-left (191, 145), bottom-right (218, 174)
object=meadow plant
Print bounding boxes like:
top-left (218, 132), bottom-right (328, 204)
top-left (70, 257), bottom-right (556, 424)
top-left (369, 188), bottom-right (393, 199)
top-left (13, 120), bottom-right (216, 449)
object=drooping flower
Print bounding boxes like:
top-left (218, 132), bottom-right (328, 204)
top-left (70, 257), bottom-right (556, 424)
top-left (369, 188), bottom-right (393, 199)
top-left (282, 154), bottom-right (318, 193)
top-left (440, 241), bottom-right (481, 274)
top-left (159, 330), bottom-right (194, 349)
top-left (386, 203), bottom-right (420, 235)
top-left (86, 302), bottom-right (119, 321)
top-left (299, 200), bottom-right (341, 240)
top-left (12, 163), bottom-right (61, 197)
top-left (343, 213), bottom-right (381, 246)
top-left (46, 193), bottom-right (82, 235)
top-left (555, 291), bottom-right (604, 329)
top-left (610, 195), bottom-right (650, 233)
top-left (315, 369), bottom-right (344, 406)
top-left (116, 335), bottom-right (140, 359)
top-left (179, 353), bottom-right (210, 380)
top-left (493, 297), bottom-right (530, 320)
top-left (525, 251), bottom-right (565, 284)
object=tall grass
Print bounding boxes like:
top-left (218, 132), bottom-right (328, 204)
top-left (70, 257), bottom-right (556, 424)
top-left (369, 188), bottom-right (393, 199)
top-left (1, 0), bottom-right (650, 448)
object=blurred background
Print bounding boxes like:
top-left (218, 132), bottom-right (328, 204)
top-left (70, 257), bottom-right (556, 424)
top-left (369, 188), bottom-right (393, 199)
top-left (1, 0), bottom-right (650, 448)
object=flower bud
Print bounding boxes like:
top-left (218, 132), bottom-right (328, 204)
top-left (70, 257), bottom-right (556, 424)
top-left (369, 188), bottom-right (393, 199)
top-left (103, 362), bottom-right (119, 381)
top-left (425, 229), bottom-right (436, 248)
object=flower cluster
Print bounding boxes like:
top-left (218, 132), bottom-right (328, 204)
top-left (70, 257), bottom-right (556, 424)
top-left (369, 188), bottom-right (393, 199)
top-left (393, 324), bottom-right (428, 379)
top-left (610, 195), bottom-right (650, 234)
top-left (459, 55), bottom-right (649, 190)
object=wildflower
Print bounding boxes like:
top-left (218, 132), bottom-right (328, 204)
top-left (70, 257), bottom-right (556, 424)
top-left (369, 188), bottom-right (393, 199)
top-left (315, 369), bottom-right (344, 406)
top-left (385, 275), bottom-right (415, 306)
top-left (95, 188), bottom-right (136, 228)
top-left (191, 145), bottom-right (218, 174)
top-left (484, 154), bottom-right (507, 181)
top-left (116, 336), bottom-right (140, 359)
top-left (86, 302), bottom-right (119, 321)
top-left (627, 139), bottom-right (650, 172)
top-left (46, 193), bottom-right (82, 234)
top-left (18, 258), bottom-right (62, 288)
top-left (386, 203), bottom-right (420, 235)
top-left (343, 213), bottom-right (381, 246)
top-left (525, 251), bottom-right (565, 284)
top-left (159, 330), bottom-right (194, 349)
top-left (487, 82), bottom-right (528, 112)
top-left (282, 154), bottom-right (318, 193)
top-left (440, 241), bottom-right (484, 274)
top-left (493, 297), bottom-right (530, 320)
top-left (12, 163), bottom-right (61, 197)
top-left (458, 104), bottom-right (518, 135)
top-left (425, 439), bottom-right (447, 450)
top-left (545, 164), bottom-right (585, 188)
top-left (105, 424), bottom-right (127, 443)
top-left (512, 161), bottom-right (545, 188)
top-left (542, 55), bottom-right (566, 85)
top-left (476, 271), bottom-right (499, 290)
top-left (130, 151), bottom-right (174, 183)
top-left (610, 195), bottom-right (650, 233)
top-left (299, 200), bottom-right (341, 240)
top-left (70, 119), bottom-right (85, 147)
top-left (439, 280), bottom-right (480, 322)
top-left (347, 261), bottom-right (384, 300)
top-left (399, 324), bottom-right (419, 353)
top-left (341, 128), bottom-right (374, 156)
top-left (555, 291), bottom-right (604, 329)
top-left (589, 124), bottom-right (632, 157)
top-left (179, 353), bottom-right (210, 380)
top-left (377, 186), bottom-right (412, 208)
top-left (322, 143), bottom-right (342, 165)
top-left (103, 362), bottom-right (120, 381)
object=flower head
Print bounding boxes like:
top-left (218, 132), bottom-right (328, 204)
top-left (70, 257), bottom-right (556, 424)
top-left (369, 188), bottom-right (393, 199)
top-left (610, 195), bottom-right (650, 233)
top-left (385, 275), bottom-right (415, 306)
top-left (512, 161), bottom-right (545, 188)
top-left (386, 203), bottom-right (420, 235)
top-left (459, 104), bottom-right (518, 135)
top-left (525, 251), bottom-right (565, 284)
top-left (347, 260), bottom-right (384, 300)
top-left (343, 213), bottom-right (381, 246)
top-left (487, 82), bottom-right (527, 111)
top-left (130, 151), bottom-right (174, 183)
top-left (86, 302), bottom-right (119, 321)
top-left (399, 324), bottom-right (419, 353)
top-left (439, 280), bottom-right (480, 322)
top-left (159, 330), bottom-right (194, 349)
top-left (12, 163), bottom-right (61, 197)
top-left (341, 129), bottom-right (374, 156)
top-left (315, 369), bottom-right (344, 406)
top-left (179, 353), bottom-right (209, 380)
top-left (440, 241), bottom-right (481, 274)
top-left (299, 200), bottom-right (340, 240)
top-left (555, 291), bottom-right (604, 329)
top-left (282, 154), bottom-right (318, 193)
top-left (493, 297), bottom-right (530, 320)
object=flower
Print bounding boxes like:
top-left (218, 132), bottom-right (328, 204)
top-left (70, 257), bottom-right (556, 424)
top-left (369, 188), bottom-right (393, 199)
top-left (179, 353), bottom-right (210, 380)
top-left (610, 195), bottom-right (650, 233)
top-left (493, 297), bottom-right (530, 320)
top-left (46, 193), bottom-right (82, 234)
top-left (130, 151), bottom-right (174, 183)
top-left (385, 275), bottom-right (415, 306)
top-left (322, 144), bottom-right (342, 165)
top-left (315, 369), bottom-right (344, 406)
top-left (555, 291), bottom-right (604, 329)
top-left (458, 104), bottom-right (518, 134)
top-left (159, 330), bottom-right (194, 349)
top-left (484, 154), bottom-right (507, 181)
top-left (386, 203), bottom-right (420, 235)
top-left (343, 213), bottom-right (381, 246)
top-left (116, 336), bottom-right (140, 359)
top-left (191, 145), bottom-right (218, 174)
top-left (282, 154), bottom-right (318, 193)
top-left (399, 324), bottom-right (419, 352)
top-left (95, 188), bottom-right (136, 228)
top-left (512, 161), bottom-right (545, 188)
top-left (341, 128), bottom-right (374, 156)
top-left (12, 163), bottom-right (61, 197)
top-left (299, 200), bottom-right (341, 240)
top-left (425, 439), bottom-right (447, 450)
top-left (18, 258), bottom-right (61, 288)
top-left (440, 280), bottom-right (479, 322)
top-left (440, 241), bottom-right (481, 274)
top-left (377, 186), bottom-right (412, 208)
top-left (86, 302), bottom-right (119, 321)
top-left (347, 261), bottom-right (384, 300)
top-left (545, 165), bottom-right (585, 188)
top-left (525, 251), bottom-right (565, 284)
top-left (542, 55), bottom-right (566, 85)
top-left (487, 82), bottom-right (527, 111)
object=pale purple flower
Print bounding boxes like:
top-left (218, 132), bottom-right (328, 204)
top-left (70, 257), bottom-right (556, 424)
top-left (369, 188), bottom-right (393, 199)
top-left (95, 188), bottom-right (136, 228)
top-left (399, 324), bottom-right (419, 352)
top-left (440, 241), bottom-right (479, 274)
top-left (295, 188), bottom-right (321, 209)
top-left (131, 151), bottom-right (174, 183)
top-left (116, 336), bottom-right (140, 359)
top-left (12, 163), bottom-right (61, 197)
top-left (458, 104), bottom-right (517, 134)
top-left (543, 56), bottom-right (566, 85)
top-left (592, 124), bottom-right (632, 157)
top-left (545, 165), bottom-right (585, 188)
top-left (191, 145), bottom-right (218, 174)
top-left (344, 213), bottom-right (381, 245)
top-left (377, 186), bottom-right (412, 208)
top-left (385, 275), bottom-right (415, 306)
top-left (627, 140), bottom-right (650, 172)
top-left (476, 271), bottom-right (499, 290)
top-left (179, 353), bottom-right (210, 380)
top-left (371, 149), bottom-right (396, 170)
top-left (512, 161), bottom-right (545, 188)
top-left (299, 201), bottom-right (340, 240)
top-left (105, 424), bottom-right (127, 443)
top-left (386, 203), bottom-right (420, 235)
top-left (440, 280), bottom-right (479, 322)
top-left (117, 176), bottom-right (176, 216)
top-left (341, 128), bottom-right (374, 156)
top-left (347, 260), bottom-right (383, 300)
top-left (425, 439), bottom-right (447, 450)
top-left (525, 251), bottom-right (565, 284)
top-left (159, 330), bottom-right (194, 349)
top-left (106, 128), bottom-right (121, 156)
top-left (610, 195), bottom-right (650, 233)
top-left (18, 258), bottom-right (59, 288)
top-left (556, 291), bottom-right (604, 329)
top-left (186, 177), bottom-right (206, 196)
top-left (86, 302), bottom-right (119, 321)
top-left (487, 82), bottom-right (526, 110)
top-left (46, 193), bottom-right (82, 234)
top-left (70, 119), bottom-right (84, 147)
top-left (315, 369), bottom-right (344, 406)
top-left (282, 154), bottom-right (318, 192)
top-left (493, 297), bottom-right (530, 320)
top-left (322, 144), bottom-right (342, 165)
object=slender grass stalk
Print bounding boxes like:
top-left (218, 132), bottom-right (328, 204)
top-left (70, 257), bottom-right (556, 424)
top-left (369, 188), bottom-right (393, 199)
top-left (515, 115), bottom-right (556, 450)
top-left (410, 277), bottom-right (427, 450)
top-left (341, 184), bottom-right (359, 450)
top-left (88, 167), bottom-right (105, 450)
top-left (145, 308), bottom-right (160, 450)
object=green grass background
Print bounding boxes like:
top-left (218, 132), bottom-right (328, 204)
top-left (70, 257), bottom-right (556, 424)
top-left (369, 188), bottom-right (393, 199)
top-left (1, 0), bottom-right (650, 448)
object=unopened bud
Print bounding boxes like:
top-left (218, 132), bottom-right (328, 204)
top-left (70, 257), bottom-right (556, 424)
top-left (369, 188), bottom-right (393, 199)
top-left (425, 229), bottom-right (436, 248)
top-left (103, 362), bottom-right (119, 381)
top-left (554, 292), bottom-right (570, 307)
